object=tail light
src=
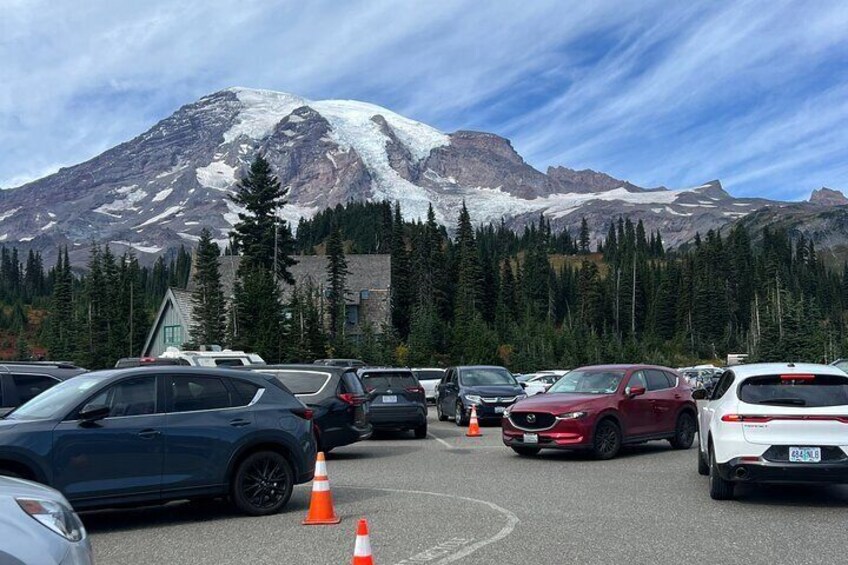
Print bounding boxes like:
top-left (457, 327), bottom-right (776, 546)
top-left (721, 414), bottom-right (772, 423)
top-left (338, 393), bottom-right (365, 406)
top-left (140, 357), bottom-right (157, 364)
top-left (405, 386), bottom-right (425, 394)
top-left (723, 414), bottom-right (848, 423)
top-left (780, 374), bottom-right (815, 381)
top-left (293, 407), bottom-right (314, 420)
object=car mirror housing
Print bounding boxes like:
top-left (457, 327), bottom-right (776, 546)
top-left (78, 404), bottom-right (110, 423)
top-left (626, 386), bottom-right (646, 397)
top-left (691, 388), bottom-right (708, 401)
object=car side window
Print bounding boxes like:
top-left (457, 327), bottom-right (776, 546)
top-left (170, 375), bottom-right (233, 412)
top-left (628, 371), bottom-right (647, 390)
top-left (12, 374), bottom-right (59, 405)
top-left (711, 372), bottom-right (735, 400)
top-left (664, 371), bottom-right (678, 387)
top-left (231, 379), bottom-right (262, 406)
top-left (84, 376), bottom-right (157, 417)
top-left (645, 370), bottom-right (670, 391)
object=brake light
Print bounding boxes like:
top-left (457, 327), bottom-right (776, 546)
top-left (293, 407), bottom-right (314, 420)
top-left (780, 374), bottom-right (815, 381)
top-left (722, 414), bottom-right (848, 424)
top-left (338, 393), bottom-right (364, 406)
top-left (405, 386), bottom-right (425, 394)
top-left (140, 357), bottom-right (157, 364)
top-left (721, 414), bottom-right (772, 423)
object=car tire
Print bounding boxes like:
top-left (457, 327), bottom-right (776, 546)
top-left (231, 451), bottom-right (294, 516)
top-left (709, 445), bottom-right (735, 500)
top-left (698, 448), bottom-right (710, 476)
top-left (436, 402), bottom-right (448, 421)
top-left (592, 419), bottom-right (621, 460)
top-left (670, 413), bottom-right (696, 449)
top-left (511, 446), bottom-right (542, 457)
top-left (455, 402), bottom-right (468, 427)
top-left (414, 423), bottom-right (428, 439)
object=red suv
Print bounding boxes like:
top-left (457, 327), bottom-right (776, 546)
top-left (502, 365), bottom-right (697, 459)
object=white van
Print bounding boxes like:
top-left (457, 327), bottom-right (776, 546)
top-left (159, 346), bottom-right (265, 367)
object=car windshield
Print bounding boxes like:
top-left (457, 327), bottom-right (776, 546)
top-left (739, 374), bottom-right (848, 407)
top-left (548, 370), bottom-right (626, 394)
top-left (6, 375), bottom-right (105, 420)
top-left (361, 372), bottom-right (417, 392)
top-left (459, 368), bottom-right (516, 387)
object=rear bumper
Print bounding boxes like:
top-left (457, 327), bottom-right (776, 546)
top-left (718, 457), bottom-right (848, 484)
top-left (319, 422), bottom-right (372, 451)
top-left (370, 406), bottom-right (427, 429)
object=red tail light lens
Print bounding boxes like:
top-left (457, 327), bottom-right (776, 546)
top-left (780, 374), bottom-right (815, 381)
top-left (721, 414), bottom-right (772, 423)
top-left (405, 386), bottom-right (425, 394)
top-left (293, 407), bottom-right (314, 420)
top-left (338, 393), bottom-right (365, 406)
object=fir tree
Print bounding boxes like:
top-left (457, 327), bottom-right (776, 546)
top-left (190, 228), bottom-right (226, 347)
top-left (326, 226), bottom-right (349, 342)
top-left (579, 217), bottom-right (591, 254)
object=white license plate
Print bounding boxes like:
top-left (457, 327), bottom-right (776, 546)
top-left (789, 446), bottom-right (821, 463)
top-left (494, 406), bottom-right (506, 414)
top-left (523, 433), bottom-right (539, 444)
top-left (382, 395), bottom-right (397, 403)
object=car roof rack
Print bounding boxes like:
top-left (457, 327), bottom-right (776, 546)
top-left (0, 361), bottom-right (81, 370)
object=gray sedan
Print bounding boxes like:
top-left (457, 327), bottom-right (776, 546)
top-left (0, 476), bottom-right (93, 564)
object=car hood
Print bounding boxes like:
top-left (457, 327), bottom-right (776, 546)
top-left (511, 393), bottom-right (612, 413)
top-left (0, 476), bottom-right (65, 501)
top-left (463, 385), bottom-right (524, 397)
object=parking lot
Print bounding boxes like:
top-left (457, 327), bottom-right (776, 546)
top-left (85, 411), bottom-right (848, 565)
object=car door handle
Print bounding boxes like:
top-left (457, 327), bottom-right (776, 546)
top-left (229, 419), bottom-right (251, 427)
top-left (137, 429), bottom-right (160, 439)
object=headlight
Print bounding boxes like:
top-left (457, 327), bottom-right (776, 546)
top-left (16, 498), bottom-right (85, 542)
top-left (515, 394), bottom-right (527, 401)
top-left (503, 405), bottom-right (513, 418)
top-left (556, 411), bottom-right (587, 420)
top-left (464, 394), bottom-right (482, 404)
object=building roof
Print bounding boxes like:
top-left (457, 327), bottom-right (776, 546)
top-left (189, 254), bottom-right (391, 305)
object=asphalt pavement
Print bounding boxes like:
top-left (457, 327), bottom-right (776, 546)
top-left (86, 412), bottom-right (848, 564)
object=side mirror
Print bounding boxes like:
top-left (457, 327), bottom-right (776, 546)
top-left (691, 388), bottom-right (708, 401)
top-left (520, 382), bottom-right (527, 389)
top-left (79, 404), bottom-right (110, 423)
top-left (626, 386), bottom-right (646, 397)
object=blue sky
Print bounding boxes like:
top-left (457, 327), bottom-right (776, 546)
top-left (1, 0), bottom-right (846, 200)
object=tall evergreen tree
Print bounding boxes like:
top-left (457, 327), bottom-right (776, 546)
top-left (190, 228), bottom-right (226, 347)
top-left (326, 226), bottom-right (349, 343)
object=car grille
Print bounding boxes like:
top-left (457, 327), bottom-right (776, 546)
top-left (510, 412), bottom-right (556, 430)
top-left (482, 396), bottom-right (518, 404)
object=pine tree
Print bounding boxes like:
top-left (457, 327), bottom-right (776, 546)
top-left (579, 217), bottom-right (590, 254)
top-left (390, 203), bottom-right (413, 339)
top-left (47, 247), bottom-right (74, 360)
top-left (230, 265), bottom-right (283, 362)
top-left (326, 226), bottom-right (349, 342)
top-left (190, 228), bottom-right (226, 347)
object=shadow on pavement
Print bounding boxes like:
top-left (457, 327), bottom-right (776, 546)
top-left (327, 444), bottom-right (419, 460)
top-left (733, 483), bottom-right (848, 507)
top-left (81, 498), bottom-right (252, 534)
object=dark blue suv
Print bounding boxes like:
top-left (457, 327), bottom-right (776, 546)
top-left (0, 367), bottom-right (316, 516)
top-left (436, 365), bottom-right (526, 425)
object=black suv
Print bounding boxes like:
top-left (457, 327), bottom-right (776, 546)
top-left (0, 362), bottom-right (87, 417)
top-left (436, 365), bottom-right (526, 425)
top-left (0, 367), bottom-right (316, 515)
top-left (245, 365), bottom-right (372, 453)
top-left (358, 368), bottom-right (427, 438)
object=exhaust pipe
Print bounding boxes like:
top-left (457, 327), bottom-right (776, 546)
top-left (734, 466), bottom-right (749, 480)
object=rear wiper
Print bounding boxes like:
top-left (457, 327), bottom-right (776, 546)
top-left (757, 398), bottom-right (806, 406)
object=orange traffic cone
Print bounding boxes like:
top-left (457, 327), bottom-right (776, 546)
top-left (303, 452), bottom-right (341, 525)
top-left (466, 404), bottom-right (482, 437)
top-left (352, 518), bottom-right (374, 565)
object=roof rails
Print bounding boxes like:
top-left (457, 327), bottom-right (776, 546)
top-left (0, 361), bottom-right (81, 370)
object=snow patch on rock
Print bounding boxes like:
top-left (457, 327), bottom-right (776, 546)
top-left (196, 162), bottom-right (237, 191)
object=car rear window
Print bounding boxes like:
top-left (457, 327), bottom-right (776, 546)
top-left (415, 370), bottom-right (444, 381)
top-left (341, 371), bottom-right (366, 395)
top-left (361, 371), bottom-right (417, 392)
top-left (261, 371), bottom-right (331, 395)
top-left (739, 374), bottom-right (848, 407)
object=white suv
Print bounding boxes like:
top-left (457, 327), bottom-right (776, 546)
top-left (695, 363), bottom-right (848, 500)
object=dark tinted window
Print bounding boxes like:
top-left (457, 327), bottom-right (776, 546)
top-left (645, 370), bottom-right (671, 391)
top-left (12, 374), bottom-right (58, 404)
top-left (86, 376), bottom-right (157, 417)
top-left (415, 370), bottom-right (444, 381)
top-left (711, 372), bottom-right (735, 400)
top-left (361, 371), bottom-right (417, 392)
top-left (265, 371), bottom-right (330, 395)
top-left (214, 358), bottom-right (248, 367)
top-left (739, 374), bottom-right (848, 407)
top-left (231, 379), bottom-right (261, 405)
top-left (340, 371), bottom-right (366, 395)
top-left (170, 376), bottom-right (232, 412)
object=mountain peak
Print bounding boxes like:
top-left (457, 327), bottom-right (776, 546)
top-left (546, 166), bottom-right (646, 194)
top-left (691, 180), bottom-right (729, 199)
top-left (809, 187), bottom-right (848, 206)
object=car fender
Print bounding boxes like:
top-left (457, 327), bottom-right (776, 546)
top-left (591, 409), bottom-right (623, 435)
top-left (0, 450), bottom-right (49, 484)
top-left (224, 430), bottom-right (312, 483)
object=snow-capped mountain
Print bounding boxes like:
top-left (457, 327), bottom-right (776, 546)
top-left (0, 87), bottom-right (806, 263)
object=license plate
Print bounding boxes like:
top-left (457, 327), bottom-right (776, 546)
top-left (382, 395), bottom-right (397, 403)
top-left (494, 406), bottom-right (506, 414)
top-left (523, 433), bottom-right (539, 444)
top-left (789, 446), bottom-right (821, 463)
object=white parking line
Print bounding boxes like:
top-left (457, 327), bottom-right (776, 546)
top-left (427, 432), bottom-right (454, 450)
top-left (338, 485), bottom-right (519, 565)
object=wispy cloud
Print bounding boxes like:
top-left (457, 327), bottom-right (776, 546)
top-left (0, 0), bottom-right (846, 200)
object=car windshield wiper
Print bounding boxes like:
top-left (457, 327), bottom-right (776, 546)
top-left (757, 398), bottom-right (806, 406)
